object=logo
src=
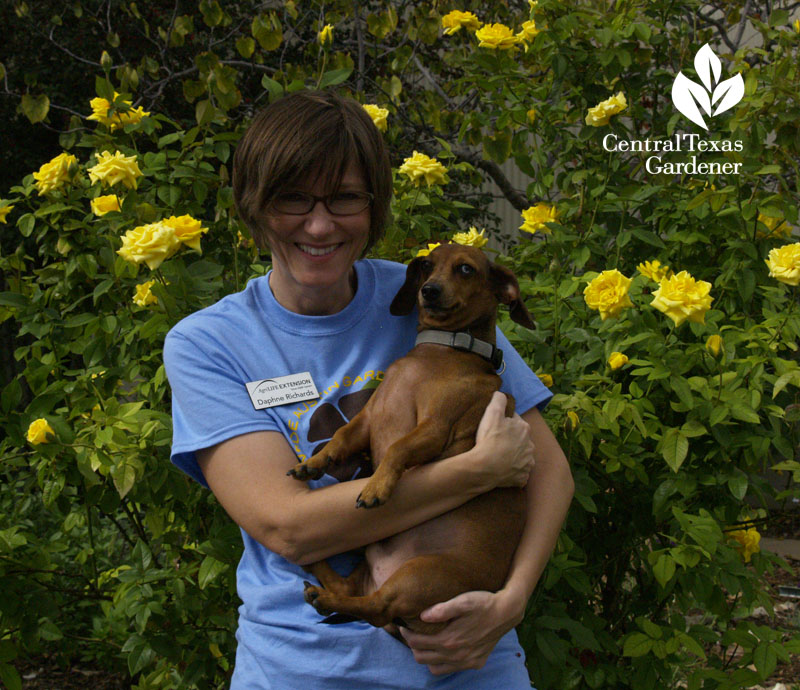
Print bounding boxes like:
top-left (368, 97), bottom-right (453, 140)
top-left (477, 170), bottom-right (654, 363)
top-left (671, 44), bottom-right (744, 130)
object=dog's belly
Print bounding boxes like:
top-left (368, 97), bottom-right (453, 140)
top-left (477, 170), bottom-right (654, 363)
top-left (363, 488), bottom-right (525, 593)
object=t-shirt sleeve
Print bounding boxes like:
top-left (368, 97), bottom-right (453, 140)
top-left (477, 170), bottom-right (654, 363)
top-left (495, 327), bottom-right (553, 414)
top-left (163, 329), bottom-right (281, 487)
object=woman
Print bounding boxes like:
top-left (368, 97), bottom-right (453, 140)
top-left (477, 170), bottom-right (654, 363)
top-left (164, 90), bottom-right (574, 688)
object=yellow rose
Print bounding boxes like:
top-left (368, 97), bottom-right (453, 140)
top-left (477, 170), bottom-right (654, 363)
top-left (637, 259), bottom-right (673, 283)
top-left (585, 92), bottom-right (627, 127)
top-left (728, 527), bottom-right (760, 563)
top-left (362, 104), bottom-right (389, 132)
top-left (90, 194), bottom-right (121, 216)
top-left (539, 373), bottom-right (554, 387)
top-left (794, 18), bottom-right (800, 32)
top-left (27, 418), bottom-right (55, 445)
top-left (451, 227), bottom-right (488, 248)
top-left (88, 150), bottom-right (143, 190)
top-left (705, 334), bottom-right (723, 358)
top-left (117, 221), bottom-right (181, 270)
top-left (318, 24), bottom-right (333, 46)
top-left (133, 280), bottom-right (159, 307)
top-left (650, 270), bottom-right (713, 327)
top-left (163, 214), bottom-right (209, 251)
top-left (756, 212), bottom-right (792, 239)
top-left (765, 243), bottom-right (800, 286)
top-left (516, 19), bottom-right (539, 42)
top-left (608, 351), bottom-right (629, 370)
top-left (441, 10), bottom-right (481, 35)
top-left (475, 23), bottom-right (519, 49)
top-left (565, 410), bottom-right (579, 432)
top-left (33, 152), bottom-right (79, 196)
top-left (0, 204), bottom-right (14, 223)
top-left (526, 108), bottom-right (536, 125)
top-left (416, 242), bottom-right (442, 257)
top-left (583, 269), bottom-right (634, 320)
top-left (399, 151), bottom-right (448, 187)
top-left (519, 203), bottom-right (558, 234)
top-left (87, 93), bottom-right (150, 131)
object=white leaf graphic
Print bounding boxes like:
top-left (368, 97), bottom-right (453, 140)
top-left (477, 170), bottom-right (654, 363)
top-left (671, 72), bottom-right (710, 130)
top-left (712, 73), bottom-right (744, 116)
top-left (694, 43), bottom-right (721, 92)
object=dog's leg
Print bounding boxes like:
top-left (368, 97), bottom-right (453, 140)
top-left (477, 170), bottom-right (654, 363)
top-left (356, 419), bottom-right (446, 508)
top-left (303, 554), bottom-right (478, 633)
top-left (304, 559), bottom-right (369, 598)
top-left (288, 406), bottom-right (372, 480)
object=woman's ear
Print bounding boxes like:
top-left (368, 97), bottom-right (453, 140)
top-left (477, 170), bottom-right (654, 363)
top-left (390, 258), bottom-right (425, 315)
top-left (489, 263), bottom-right (535, 329)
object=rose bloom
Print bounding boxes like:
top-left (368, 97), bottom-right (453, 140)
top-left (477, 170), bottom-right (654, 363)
top-left (90, 194), bottom-right (121, 216)
top-left (318, 24), bottom-right (333, 45)
top-left (452, 227), bottom-right (488, 248)
top-left (565, 410), bottom-right (579, 432)
top-left (163, 214), bottom-right (209, 251)
top-left (133, 280), bottom-right (159, 307)
top-left (539, 373), bottom-right (554, 387)
top-left (728, 527), bottom-right (760, 563)
top-left (475, 23), bottom-right (519, 49)
top-left (765, 243), bottom-right (800, 286)
top-left (88, 150), bottom-right (143, 189)
top-left (637, 259), bottom-right (673, 283)
top-left (0, 204), bottom-right (14, 223)
top-left (583, 269), bottom-right (634, 320)
top-left (362, 104), bottom-right (388, 132)
top-left (519, 203), bottom-right (558, 234)
top-left (399, 151), bottom-right (448, 187)
top-left (650, 270), bottom-right (713, 327)
top-left (705, 334), bottom-right (723, 358)
top-left (27, 418), bottom-right (55, 445)
top-left (608, 352), bottom-right (629, 370)
top-left (33, 152), bottom-right (78, 195)
top-left (117, 221), bottom-right (181, 270)
top-left (585, 92), bottom-right (627, 127)
top-left (416, 242), bottom-right (442, 257)
top-left (756, 213), bottom-right (792, 239)
top-left (441, 10), bottom-right (481, 35)
top-left (516, 19), bottom-right (539, 42)
top-left (87, 93), bottom-right (150, 131)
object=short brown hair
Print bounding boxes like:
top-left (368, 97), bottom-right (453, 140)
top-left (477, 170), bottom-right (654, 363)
top-left (232, 90), bottom-right (393, 255)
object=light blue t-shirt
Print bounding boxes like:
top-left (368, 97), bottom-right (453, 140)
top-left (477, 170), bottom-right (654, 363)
top-left (164, 258), bottom-right (551, 689)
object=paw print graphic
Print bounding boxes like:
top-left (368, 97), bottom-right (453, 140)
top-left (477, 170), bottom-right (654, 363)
top-left (306, 386), bottom-right (376, 482)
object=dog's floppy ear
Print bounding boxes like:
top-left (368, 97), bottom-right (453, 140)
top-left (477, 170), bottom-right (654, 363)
top-left (490, 263), bottom-right (535, 329)
top-left (390, 257), bottom-right (426, 316)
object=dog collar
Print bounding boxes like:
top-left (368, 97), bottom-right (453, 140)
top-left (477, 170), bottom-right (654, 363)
top-left (415, 330), bottom-right (505, 372)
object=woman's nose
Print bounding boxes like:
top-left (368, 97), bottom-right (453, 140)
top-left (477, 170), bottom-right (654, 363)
top-left (304, 201), bottom-right (337, 234)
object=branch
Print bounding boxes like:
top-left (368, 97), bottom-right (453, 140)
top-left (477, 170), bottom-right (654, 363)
top-left (453, 146), bottom-right (529, 211)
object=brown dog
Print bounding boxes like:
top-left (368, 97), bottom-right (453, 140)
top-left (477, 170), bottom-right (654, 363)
top-left (288, 243), bottom-right (535, 633)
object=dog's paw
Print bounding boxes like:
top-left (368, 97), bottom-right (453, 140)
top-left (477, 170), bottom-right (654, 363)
top-left (355, 489), bottom-right (386, 510)
top-left (287, 459), bottom-right (328, 481)
top-left (303, 582), bottom-right (332, 615)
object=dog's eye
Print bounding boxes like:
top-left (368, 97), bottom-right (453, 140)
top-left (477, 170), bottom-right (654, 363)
top-left (418, 259), bottom-right (433, 274)
top-left (457, 263), bottom-right (476, 277)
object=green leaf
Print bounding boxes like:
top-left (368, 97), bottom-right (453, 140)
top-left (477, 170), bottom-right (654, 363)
top-left (198, 555), bottom-right (227, 589)
top-left (318, 68), bottom-right (353, 89)
top-left (0, 292), bottom-right (29, 308)
top-left (20, 93), bottom-right (50, 123)
top-left (482, 131), bottom-right (513, 164)
top-left (653, 553), bottom-right (676, 587)
top-left (623, 632), bottom-right (653, 657)
top-left (0, 663), bottom-right (22, 690)
top-left (112, 463), bottom-right (137, 499)
top-left (661, 428), bottom-right (689, 472)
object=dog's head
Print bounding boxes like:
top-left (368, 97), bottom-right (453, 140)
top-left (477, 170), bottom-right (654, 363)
top-left (390, 243), bottom-right (534, 331)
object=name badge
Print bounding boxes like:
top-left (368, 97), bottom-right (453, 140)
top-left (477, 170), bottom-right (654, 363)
top-left (246, 372), bottom-right (319, 410)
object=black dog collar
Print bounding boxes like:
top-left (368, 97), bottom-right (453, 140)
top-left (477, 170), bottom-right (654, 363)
top-left (415, 330), bottom-right (505, 372)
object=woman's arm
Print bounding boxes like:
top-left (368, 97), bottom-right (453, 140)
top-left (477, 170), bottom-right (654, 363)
top-left (401, 406), bottom-right (574, 675)
top-left (197, 392), bottom-right (534, 565)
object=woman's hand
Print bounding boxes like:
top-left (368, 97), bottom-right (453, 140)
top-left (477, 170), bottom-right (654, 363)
top-left (399, 588), bottom-right (526, 675)
top-left (472, 391), bottom-right (535, 489)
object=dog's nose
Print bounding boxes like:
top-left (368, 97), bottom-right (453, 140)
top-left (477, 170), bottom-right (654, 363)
top-left (421, 282), bottom-right (442, 303)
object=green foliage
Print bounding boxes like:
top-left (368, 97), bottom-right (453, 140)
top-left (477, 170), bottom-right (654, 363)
top-left (2, 0), bottom-right (800, 688)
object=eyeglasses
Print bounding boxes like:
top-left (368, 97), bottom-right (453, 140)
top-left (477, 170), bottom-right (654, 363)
top-left (270, 191), bottom-right (373, 216)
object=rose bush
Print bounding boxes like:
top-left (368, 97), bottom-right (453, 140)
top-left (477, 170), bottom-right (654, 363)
top-left (1, 0), bottom-right (800, 688)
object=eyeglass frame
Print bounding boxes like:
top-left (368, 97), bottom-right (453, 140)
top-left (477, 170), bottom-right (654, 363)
top-left (269, 191), bottom-right (374, 216)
